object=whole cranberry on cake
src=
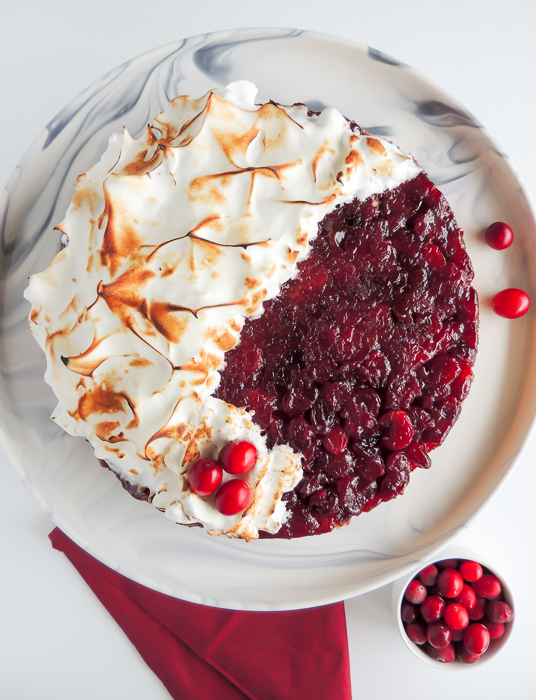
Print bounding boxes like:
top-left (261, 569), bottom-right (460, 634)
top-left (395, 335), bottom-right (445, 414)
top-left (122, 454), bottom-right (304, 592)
top-left (25, 81), bottom-right (478, 540)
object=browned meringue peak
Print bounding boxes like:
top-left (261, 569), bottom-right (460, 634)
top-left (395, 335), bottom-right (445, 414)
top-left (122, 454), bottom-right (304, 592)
top-left (24, 81), bottom-right (421, 538)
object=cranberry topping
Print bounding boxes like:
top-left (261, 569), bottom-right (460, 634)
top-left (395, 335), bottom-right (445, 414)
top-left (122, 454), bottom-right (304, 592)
top-left (219, 440), bottom-right (257, 474)
top-left (323, 425), bottom-right (349, 454)
top-left (216, 174), bottom-right (478, 537)
top-left (214, 479), bottom-right (251, 515)
top-left (378, 410), bottom-right (414, 450)
top-left (188, 458), bottom-right (223, 496)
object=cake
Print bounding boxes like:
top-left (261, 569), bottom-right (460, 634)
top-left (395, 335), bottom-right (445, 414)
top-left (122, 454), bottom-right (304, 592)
top-left (25, 81), bottom-right (478, 540)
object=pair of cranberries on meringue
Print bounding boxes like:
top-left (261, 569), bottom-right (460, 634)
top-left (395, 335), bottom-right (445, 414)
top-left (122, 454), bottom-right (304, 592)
top-left (188, 441), bottom-right (258, 515)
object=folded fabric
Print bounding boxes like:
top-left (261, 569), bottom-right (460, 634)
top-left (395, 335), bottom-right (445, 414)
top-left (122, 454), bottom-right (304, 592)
top-left (50, 528), bottom-right (352, 700)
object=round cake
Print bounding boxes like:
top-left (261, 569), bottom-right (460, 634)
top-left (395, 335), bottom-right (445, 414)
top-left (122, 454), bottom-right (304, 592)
top-left (24, 81), bottom-right (478, 540)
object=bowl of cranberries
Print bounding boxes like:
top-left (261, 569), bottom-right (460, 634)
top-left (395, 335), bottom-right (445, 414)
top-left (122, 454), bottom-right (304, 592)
top-left (393, 547), bottom-right (515, 668)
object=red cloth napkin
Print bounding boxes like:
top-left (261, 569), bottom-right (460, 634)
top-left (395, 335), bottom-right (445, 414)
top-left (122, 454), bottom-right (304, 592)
top-left (50, 528), bottom-right (352, 700)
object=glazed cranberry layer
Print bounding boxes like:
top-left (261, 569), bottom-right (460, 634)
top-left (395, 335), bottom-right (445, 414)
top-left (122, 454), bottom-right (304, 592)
top-left (216, 172), bottom-right (478, 538)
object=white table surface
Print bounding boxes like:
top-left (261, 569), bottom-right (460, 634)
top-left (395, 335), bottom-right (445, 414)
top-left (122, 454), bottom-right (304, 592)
top-left (2, 1), bottom-right (535, 697)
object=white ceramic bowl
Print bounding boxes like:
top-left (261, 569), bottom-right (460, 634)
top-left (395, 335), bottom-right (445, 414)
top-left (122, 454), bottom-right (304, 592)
top-left (392, 545), bottom-right (515, 668)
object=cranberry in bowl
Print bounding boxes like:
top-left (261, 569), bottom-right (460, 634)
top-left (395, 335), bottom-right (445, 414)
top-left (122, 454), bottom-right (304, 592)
top-left (392, 547), bottom-right (515, 669)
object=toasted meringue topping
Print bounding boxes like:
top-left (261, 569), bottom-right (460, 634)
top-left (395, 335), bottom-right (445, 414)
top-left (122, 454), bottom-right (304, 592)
top-left (25, 81), bottom-right (421, 539)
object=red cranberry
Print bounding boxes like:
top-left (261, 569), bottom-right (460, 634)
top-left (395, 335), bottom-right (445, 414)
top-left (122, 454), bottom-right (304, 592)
top-left (472, 573), bottom-right (501, 599)
top-left (380, 453), bottom-right (410, 498)
top-left (459, 560), bottom-right (483, 582)
top-left (427, 642), bottom-right (455, 663)
top-left (437, 558), bottom-right (459, 570)
top-left (444, 603), bottom-right (469, 630)
top-left (492, 288), bottom-right (530, 319)
top-left (483, 618), bottom-right (505, 639)
top-left (287, 417), bottom-right (316, 450)
top-left (281, 387), bottom-right (309, 416)
top-left (401, 601), bottom-right (419, 624)
top-left (214, 479), bottom-right (251, 515)
top-left (485, 221), bottom-right (513, 250)
top-left (219, 440), bottom-right (258, 474)
top-left (464, 623), bottom-right (490, 655)
top-left (378, 410), bottom-right (414, 450)
top-left (404, 579), bottom-right (427, 605)
top-left (469, 595), bottom-right (487, 621)
top-left (437, 568), bottom-right (464, 598)
top-left (420, 595), bottom-right (445, 623)
top-left (449, 626), bottom-right (465, 642)
top-left (457, 646), bottom-right (481, 664)
top-left (455, 583), bottom-right (477, 612)
top-left (423, 243), bottom-right (446, 268)
top-left (188, 458), bottom-right (223, 496)
top-left (322, 425), bottom-right (349, 454)
top-left (427, 621), bottom-right (451, 649)
top-left (406, 621), bottom-right (427, 645)
top-left (418, 564), bottom-right (438, 586)
top-left (486, 599), bottom-right (514, 624)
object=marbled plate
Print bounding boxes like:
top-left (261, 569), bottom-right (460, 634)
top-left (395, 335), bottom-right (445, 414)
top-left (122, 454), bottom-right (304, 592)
top-left (2, 28), bottom-right (535, 610)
